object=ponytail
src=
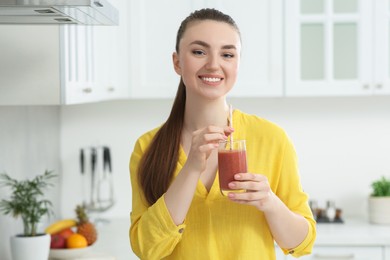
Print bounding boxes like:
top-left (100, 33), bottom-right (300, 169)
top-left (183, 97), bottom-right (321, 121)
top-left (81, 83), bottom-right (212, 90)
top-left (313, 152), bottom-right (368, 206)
top-left (138, 79), bottom-right (186, 205)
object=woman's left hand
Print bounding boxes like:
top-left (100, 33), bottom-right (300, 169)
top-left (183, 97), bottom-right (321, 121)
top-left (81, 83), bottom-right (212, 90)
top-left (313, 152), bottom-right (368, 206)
top-left (227, 173), bottom-right (276, 212)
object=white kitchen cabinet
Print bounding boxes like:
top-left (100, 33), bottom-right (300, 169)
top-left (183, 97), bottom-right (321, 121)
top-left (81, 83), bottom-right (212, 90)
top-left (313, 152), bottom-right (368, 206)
top-left (285, 0), bottom-right (390, 96)
top-left (286, 246), bottom-right (383, 260)
top-left (92, 0), bottom-right (129, 103)
top-left (127, 0), bottom-right (193, 98)
top-left (62, 0), bottom-right (129, 104)
top-left (60, 25), bottom-right (97, 104)
top-left (0, 0), bottom-right (128, 105)
top-left (128, 0), bottom-right (283, 98)
top-left (275, 218), bottom-right (390, 260)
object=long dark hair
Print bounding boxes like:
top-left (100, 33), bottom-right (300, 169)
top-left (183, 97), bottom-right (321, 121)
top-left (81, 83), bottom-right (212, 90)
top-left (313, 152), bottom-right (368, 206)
top-left (138, 8), bottom-right (240, 205)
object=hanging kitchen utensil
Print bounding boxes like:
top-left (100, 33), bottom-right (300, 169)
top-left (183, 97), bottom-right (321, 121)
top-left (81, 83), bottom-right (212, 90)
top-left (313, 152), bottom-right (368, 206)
top-left (80, 149), bottom-right (85, 174)
top-left (90, 147), bottom-right (97, 208)
top-left (106, 146), bottom-right (115, 207)
top-left (80, 148), bottom-right (87, 207)
top-left (97, 146), bottom-right (115, 211)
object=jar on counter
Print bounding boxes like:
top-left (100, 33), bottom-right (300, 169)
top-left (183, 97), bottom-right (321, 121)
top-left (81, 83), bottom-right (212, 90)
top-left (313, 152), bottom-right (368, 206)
top-left (326, 200), bottom-right (336, 222)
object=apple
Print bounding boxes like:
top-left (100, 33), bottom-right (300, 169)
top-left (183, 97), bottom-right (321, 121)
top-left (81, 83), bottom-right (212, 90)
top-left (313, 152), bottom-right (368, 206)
top-left (58, 227), bottom-right (74, 240)
top-left (50, 234), bottom-right (66, 249)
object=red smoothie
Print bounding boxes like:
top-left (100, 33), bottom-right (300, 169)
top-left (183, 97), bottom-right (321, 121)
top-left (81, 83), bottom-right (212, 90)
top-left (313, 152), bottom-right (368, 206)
top-left (218, 149), bottom-right (247, 192)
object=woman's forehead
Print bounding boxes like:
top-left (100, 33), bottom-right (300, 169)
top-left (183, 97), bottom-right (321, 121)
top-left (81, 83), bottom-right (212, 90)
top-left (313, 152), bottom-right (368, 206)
top-left (180, 20), bottom-right (241, 48)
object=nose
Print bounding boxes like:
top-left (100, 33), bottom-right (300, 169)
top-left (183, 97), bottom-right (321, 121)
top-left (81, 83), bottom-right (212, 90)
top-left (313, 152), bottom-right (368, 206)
top-left (205, 53), bottom-right (219, 70)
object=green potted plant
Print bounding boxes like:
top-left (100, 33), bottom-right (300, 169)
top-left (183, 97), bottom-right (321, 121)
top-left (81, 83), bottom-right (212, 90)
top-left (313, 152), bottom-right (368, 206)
top-left (369, 176), bottom-right (390, 224)
top-left (0, 170), bottom-right (57, 260)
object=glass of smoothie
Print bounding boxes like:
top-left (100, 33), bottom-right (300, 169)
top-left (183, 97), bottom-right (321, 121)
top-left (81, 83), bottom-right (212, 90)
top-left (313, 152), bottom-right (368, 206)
top-left (218, 139), bottom-right (247, 196)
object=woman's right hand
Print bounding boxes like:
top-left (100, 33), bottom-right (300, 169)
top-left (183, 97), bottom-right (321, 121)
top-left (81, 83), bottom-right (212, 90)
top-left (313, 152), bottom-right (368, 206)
top-left (164, 125), bottom-right (233, 225)
top-left (185, 125), bottom-right (234, 173)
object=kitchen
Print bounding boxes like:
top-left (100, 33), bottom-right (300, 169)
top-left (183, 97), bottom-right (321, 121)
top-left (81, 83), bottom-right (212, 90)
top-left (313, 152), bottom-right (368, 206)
top-left (1, 0), bottom-right (390, 260)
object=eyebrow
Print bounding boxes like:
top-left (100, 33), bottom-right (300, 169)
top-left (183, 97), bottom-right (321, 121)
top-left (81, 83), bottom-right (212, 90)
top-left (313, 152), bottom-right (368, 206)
top-left (190, 40), bottom-right (237, 50)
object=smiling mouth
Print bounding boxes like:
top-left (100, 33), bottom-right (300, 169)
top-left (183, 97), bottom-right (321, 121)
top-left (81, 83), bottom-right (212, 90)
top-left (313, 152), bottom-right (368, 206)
top-left (199, 76), bottom-right (223, 83)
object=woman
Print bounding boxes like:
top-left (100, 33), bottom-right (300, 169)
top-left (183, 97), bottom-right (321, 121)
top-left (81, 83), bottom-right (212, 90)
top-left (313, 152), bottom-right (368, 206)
top-left (129, 8), bottom-right (316, 259)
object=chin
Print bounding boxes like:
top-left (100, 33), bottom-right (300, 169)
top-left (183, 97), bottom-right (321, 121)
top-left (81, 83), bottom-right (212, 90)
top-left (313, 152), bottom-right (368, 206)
top-left (200, 90), bottom-right (229, 101)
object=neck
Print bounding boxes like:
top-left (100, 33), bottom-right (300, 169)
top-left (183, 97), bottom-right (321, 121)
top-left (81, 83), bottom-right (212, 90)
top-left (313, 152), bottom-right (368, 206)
top-left (183, 97), bottom-right (230, 132)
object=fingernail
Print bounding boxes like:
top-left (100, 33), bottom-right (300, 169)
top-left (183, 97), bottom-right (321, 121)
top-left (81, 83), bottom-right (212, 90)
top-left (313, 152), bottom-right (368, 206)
top-left (235, 174), bottom-right (240, 179)
top-left (228, 193), bottom-right (235, 198)
top-left (228, 182), bottom-right (236, 188)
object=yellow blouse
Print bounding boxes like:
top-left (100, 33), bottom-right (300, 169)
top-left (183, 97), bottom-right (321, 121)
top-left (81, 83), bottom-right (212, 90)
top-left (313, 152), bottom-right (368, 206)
top-left (129, 110), bottom-right (316, 259)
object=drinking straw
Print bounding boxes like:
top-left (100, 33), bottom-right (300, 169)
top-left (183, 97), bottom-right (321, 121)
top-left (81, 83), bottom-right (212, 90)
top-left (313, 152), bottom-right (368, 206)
top-left (229, 104), bottom-right (233, 149)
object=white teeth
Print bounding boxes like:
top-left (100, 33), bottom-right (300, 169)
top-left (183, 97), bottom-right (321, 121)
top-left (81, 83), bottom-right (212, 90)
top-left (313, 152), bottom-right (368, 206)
top-left (201, 77), bottom-right (222, 82)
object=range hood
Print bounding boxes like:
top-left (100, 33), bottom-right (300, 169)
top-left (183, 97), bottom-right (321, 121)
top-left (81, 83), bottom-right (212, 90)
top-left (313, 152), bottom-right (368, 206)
top-left (0, 0), bottom-right (118, 25)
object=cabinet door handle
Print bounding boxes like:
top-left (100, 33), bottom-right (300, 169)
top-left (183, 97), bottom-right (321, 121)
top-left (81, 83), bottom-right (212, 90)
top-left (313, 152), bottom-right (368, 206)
top-left (94, 1), bottom-right (103, 7)
top-left (83, 87), bottom-right (92, 93)
top-left (376, 84), bottom-right (383, 89)
top-left (313, 253), bottom-right (354, 259)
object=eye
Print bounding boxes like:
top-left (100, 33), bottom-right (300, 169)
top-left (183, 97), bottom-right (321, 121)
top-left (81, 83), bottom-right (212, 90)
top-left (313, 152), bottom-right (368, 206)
top-left (192, 50), bottom-right (205, 56)
top-left (222, 53), bottom-right (234, 59)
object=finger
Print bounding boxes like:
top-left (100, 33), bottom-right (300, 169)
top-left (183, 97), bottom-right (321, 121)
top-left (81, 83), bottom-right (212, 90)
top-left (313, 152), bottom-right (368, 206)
top-left (194, 127), bottom-right (229, 145)
top-left (198, 143), bottom-right (219, 153)
top-left (228, 190), bottom-right (270, 201)
top-left (204, 125), bottom-right (226, 135)
top-left (190, 126), bottom-right (224, 138)
top-left (230, 199), bottom-right (262, 208)
top-left (232, 177), bottom-right (270, 195)
top-left (223, 126), bottom-right (234, 136)
top-left (228, 180), bottom-right (262, 191)
top-left (234, 173), bottom-right (267, 182)
top-left (202, 132), bottom-right (228, 143)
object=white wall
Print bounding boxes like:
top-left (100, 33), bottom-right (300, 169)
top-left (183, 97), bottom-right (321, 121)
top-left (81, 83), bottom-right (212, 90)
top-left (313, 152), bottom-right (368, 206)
top-left (60, 96), bottom-right (390, 221)
top-left (0, 106), bottom-right (61, 260)
top-left (59, 99), bottom-right (172, 220)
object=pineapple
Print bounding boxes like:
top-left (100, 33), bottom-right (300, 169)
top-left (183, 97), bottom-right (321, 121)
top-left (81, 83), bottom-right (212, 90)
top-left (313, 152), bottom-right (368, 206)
top-left (75, 205), bottom-right (97, 246)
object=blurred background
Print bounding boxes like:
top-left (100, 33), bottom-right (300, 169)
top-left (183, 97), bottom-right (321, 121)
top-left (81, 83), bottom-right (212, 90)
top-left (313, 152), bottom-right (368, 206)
top-left (1, 0), bottom-right (390, 259)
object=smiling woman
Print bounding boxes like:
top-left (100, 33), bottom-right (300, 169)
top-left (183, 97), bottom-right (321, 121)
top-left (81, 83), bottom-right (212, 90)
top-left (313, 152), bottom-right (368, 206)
top-left (129, 8), bottom-right (316, 260)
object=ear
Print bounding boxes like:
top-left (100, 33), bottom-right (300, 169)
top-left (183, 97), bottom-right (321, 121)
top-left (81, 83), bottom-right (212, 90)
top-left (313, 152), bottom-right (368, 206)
top-left (172, 52), bottom-right (182, 75)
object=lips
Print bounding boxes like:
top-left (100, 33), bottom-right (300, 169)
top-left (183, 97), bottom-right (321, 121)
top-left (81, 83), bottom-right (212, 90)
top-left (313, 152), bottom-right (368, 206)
top-left (199, 75), bottom-right (224, 85)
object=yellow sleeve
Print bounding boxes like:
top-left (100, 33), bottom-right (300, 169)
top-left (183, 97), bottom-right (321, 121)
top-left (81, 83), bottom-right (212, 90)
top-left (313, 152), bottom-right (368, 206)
top-left (276, 134), bottom-right (317, 257)
top-left (282, 219), bottom-right (316, 257)
top-left (129, 139), bottom-right (185, 260)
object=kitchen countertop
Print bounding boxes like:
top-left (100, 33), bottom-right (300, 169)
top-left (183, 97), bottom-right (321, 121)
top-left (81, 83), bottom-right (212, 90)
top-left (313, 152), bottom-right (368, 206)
top-left (91, 217), bottom-right (137, 260)
top-left (48, 218), bottom-right (136, 260)
top-left (314, 218), bottom-right (390, 246)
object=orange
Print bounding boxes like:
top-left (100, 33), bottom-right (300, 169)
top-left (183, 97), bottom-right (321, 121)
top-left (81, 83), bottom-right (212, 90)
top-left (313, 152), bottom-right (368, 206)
top-left (66, 233), bottom-right (88, 249)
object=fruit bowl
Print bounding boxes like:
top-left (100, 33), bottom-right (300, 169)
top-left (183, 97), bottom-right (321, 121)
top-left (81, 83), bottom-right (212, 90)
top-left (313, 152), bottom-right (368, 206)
top-left (49, 246), bottom-right (91, 259)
